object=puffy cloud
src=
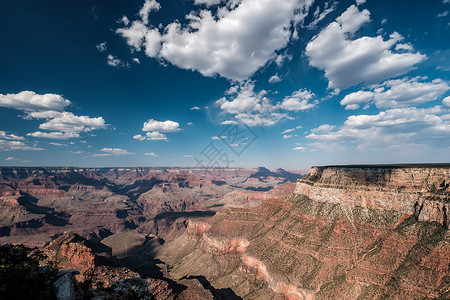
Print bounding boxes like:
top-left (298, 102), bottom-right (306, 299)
top-left (144, 152), bottom-right (158, 157)
top-left (93, 148), bottom-right (133, 157)
top-left (27, 112), bottom-right (107, 140)
top-left (283, 134), bottom-right (292, 139)
top-left (305, 5), bottom-right (426, 89)
top-left (340, 77), bottom-right (450, 109)
top-left (117, 0), bottom-right (314, 81)
top-left (280, 89), bottom-right (316, 111)
top-left (268, 74), bottom-right (281, 84)
top-left (307, 106), bottom-right (450, 150)
top-left (0, 91), bottom-right (70, 112)
top-left (135, 119), bottom-right (180, 141)
top-left (355, 0), bottom-right (366, 5)
top-left (139, 0), bottom-right (160, 24)
top-left (133, 132), bottom-right (167, 141)
top-left (443, 96), bottom-right (450, 107)
top-left (340, 91), bottom-right (374, 110)
top-left (142, 119), bottom-right (180, 132)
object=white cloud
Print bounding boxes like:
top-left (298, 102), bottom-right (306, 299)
top-left (117, 0), bottom-right (314, 81)
top-left (340, 91), bottom-right (374, 110)
top-left (142, 119), bottom-right (180, 132)
top-left (190, 106), bottom-right (201, 110)
top-left (211, 136), bottom-right (220, 140)
top-left (187, 122), bottom-right (194, 126)
top-left (341, 77), bottom-right (450, 109)
top-left (306, 1), bottom-right (336, 29)
top-left (279, 89), bottom-right (316, 111)
top-left (133, 58), bottom-right (140, 64)
top-left (139, 0), bottom-right (161, 25)
top-left (145, 132), bottom-right (167, 140)
top-left (144, 152), bottom-right (158, 157)
top-left (268, 74), bottom-right (281, 84)
top-left (0, 131), bottom-right (24, 141)
top-left (27, 131), bottom-right (80, 140)
top-left (107, 54), bottom-right (129, 68)
top-left (307, 106), bottom-right (450, 150)
top-left (134, 132), bottom-right (168, 141)
top-left (133, 134), bottom-right (147, 141)
top-left (283, 134), bottom-right (292, 139)
top-left (355, 0), bottom-right (366, 5)
top-left (49, 142), bottom-right (67, 146)
top-left (26, 112), bottom-right (107, 140)
top-left (194, 0), bottom-right (222, 6)
top-left (221, 120), bottom-right (239, 125)
top-left (96, 42), bottom-right (107, 52)
top-left (0, 139), bottom-right (44, 151)
top-left (281, 125), bottom-right (302, 134)
top-left (93, 148), bottom-right (133, 157)
top-left (5, 157), bottom-right (15, 161)
top-left (184, 154), bottom-right (193, 158)
top-left (0, 91), bottom-right (70, 112)
top-left (443, 96), bottom-right (450, 107)
top-left (395, 43), bottom-right (413, 51)
top-left (305, 5), bottom-right (426, 89)
top-left (293, 146), bottom-right (306, 151)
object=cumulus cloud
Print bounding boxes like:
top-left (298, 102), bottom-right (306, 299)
top-left (0, 91), bottom-right (71, 112)
top-left (305, 5), bottom-right (426, 89)
top-left (27, 112), bottom-right (107, 140)
top-left (307, 106), bottom-right (450, 150)
top-left (142, 119), bottom-right (180, 132)
top-left (117, 0), bottom-right (314, 81)
top-left (279, 89), bottom-right (316, 111)
top-left (134, 119), bottom-right (180, 141)
top-left (443, 96), bottom-right (450, 107)
top-left (92, 148), bottom-right (133, 157)
top-left (216, 81), bottom-right (289, 126)
top-left (217, 82), bottom-right (316, 126)
top-left (268, 74), bottom-right (281, 84)
top-left (340, 77), bottom-right (450, 110)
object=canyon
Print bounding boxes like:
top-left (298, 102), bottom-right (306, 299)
top-left (0, 165), bottom-right (449, 299)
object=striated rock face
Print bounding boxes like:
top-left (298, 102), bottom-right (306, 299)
top-left (296, 166), bottom-right (450, 228)
top-left (156, 165), bottom-right (450, 299)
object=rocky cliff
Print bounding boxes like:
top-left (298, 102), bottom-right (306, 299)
top-left (295, 165), bottom-right (450, 228)
top-left (156, 165), bottom-right (450, 299)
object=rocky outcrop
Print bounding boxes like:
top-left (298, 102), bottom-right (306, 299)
top-left (156, 165), bottom-right (450, 299)
top-left (296, 165), bottom-right (450, 228)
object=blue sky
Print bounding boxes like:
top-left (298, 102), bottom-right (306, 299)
top-left (0, 0), bottom-right (449, 169)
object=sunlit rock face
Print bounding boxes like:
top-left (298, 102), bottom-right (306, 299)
top-left (157, 165), bottom-right (450, 299)
top-left (296, 166), bottom-right (450, 228)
